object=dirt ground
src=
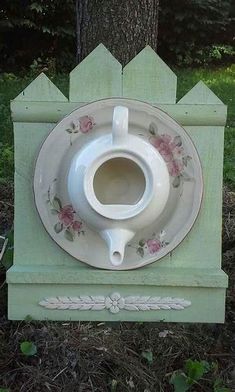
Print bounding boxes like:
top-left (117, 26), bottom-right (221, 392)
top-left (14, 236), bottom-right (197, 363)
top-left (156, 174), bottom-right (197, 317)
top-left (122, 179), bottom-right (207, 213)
top-left (0, 183), bottom-right (234, 392)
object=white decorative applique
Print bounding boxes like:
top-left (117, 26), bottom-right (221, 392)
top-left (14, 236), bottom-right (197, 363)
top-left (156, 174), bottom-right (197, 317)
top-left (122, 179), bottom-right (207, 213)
top-left (39, 293), bottom-right (191, 314)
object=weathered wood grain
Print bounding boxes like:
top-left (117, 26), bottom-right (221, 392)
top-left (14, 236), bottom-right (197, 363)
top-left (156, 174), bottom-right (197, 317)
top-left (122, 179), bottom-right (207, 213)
top-left (14, 73), bottom-right (68, 102)
top-left (8, 265), bottom-right (227, 287)
top-left (11, 101), bottom-right (227, 125)
top-left (8, 284), bottom-right (226, 323)
top-left (69, 44), bottom-right (122, 101)
top-left (178, 80), bottom-right (224, 104)
top-left (123, 46), bottom-right (177, 103)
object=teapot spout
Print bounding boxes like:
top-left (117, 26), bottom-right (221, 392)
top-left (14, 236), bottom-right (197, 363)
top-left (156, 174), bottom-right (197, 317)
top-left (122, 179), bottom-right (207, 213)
top-left (101, 229), bottom-right (135, 267)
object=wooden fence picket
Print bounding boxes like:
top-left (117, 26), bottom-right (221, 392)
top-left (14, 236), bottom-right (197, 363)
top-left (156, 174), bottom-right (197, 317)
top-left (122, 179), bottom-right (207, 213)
top-left (69, 44), bottom-right (122, 102)
top-left (123, 46), bottom-right (177, 103)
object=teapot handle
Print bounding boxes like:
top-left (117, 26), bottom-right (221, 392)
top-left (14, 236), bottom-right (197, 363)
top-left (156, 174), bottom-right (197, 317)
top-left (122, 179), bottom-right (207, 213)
top-left (112, 106), bottom-right (129, 145)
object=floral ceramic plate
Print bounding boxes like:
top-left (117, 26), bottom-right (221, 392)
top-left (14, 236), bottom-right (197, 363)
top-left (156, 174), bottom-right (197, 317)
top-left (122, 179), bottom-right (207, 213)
top-left (34, 98), bottom-right (203, 270)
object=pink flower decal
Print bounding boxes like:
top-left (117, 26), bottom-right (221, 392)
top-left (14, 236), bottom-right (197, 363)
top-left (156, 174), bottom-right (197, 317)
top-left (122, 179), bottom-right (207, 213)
top-left (167, 159), bottom-right (184, 177)
top-left (150, 134), bottom-right (184, 173)
top-left (150, 134), bottom-right (175, 163)
top-left (134, 232), bottom-right (168, 258)
top-left (58, 205), bottom-right (74, 226)
top-left (146, 239), bottom-right (162, 254)
top-left (79, 115), bottom-right (95, 133)
top-left (72, 220), bottom-right (83, 232)
top-left (65, 115), bottom-right (95, 145)
top-left (149, 126), bottom-right (192, 188)
top-left (48, 190), bottom-right (84, 241)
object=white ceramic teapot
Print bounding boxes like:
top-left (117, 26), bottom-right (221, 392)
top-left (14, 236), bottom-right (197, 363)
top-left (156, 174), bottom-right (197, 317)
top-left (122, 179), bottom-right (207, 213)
top-left (68, 106), bottom-right (170, 267)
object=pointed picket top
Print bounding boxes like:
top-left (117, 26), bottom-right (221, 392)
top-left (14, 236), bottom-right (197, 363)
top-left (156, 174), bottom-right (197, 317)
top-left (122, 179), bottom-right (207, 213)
top-left (123, 46), bottom-right (177, 103)
top-left (178, 81), bottom-right (224, 104)
top-left (14, 73), bottom-right (68, 101)
top-left (69, 44), bottom-right (122, 102)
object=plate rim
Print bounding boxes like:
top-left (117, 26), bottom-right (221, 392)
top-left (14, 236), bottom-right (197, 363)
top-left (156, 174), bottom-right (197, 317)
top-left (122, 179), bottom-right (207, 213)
top-left (33, 97), bottom-right (204, 270)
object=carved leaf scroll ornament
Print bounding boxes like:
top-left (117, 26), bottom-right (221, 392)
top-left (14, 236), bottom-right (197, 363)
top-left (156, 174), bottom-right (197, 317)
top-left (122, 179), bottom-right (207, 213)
top-left (39, 293), bottom-right (191, 314)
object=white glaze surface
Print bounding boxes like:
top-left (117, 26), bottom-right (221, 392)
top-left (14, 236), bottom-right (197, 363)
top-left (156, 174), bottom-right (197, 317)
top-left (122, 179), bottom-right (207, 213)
top-left (33, 98), bottom-right (203, 270)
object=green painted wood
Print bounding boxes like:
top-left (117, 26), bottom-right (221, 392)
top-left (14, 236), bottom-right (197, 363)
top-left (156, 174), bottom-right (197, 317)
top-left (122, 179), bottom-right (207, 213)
top-left (11, 101), bottom-right (227, 126)
top-left (171, 81), bottom-right (225, 270)
top-left (69, 44), bottom-right (122, 102)
top-left (171, 125), bottom-right (224, 268)
top-left (14, 73), bottom-right (68, 102)
top-left (14, 172), bottom-right (81, 268)
top-left (13, 122), bottom-right (83, 267)
top-left (12, 123), bottom-right (224, 271)
top-left (12, 122), bottom-right (73, 266)
top-left (8, 284), bottom-right (226, 323)
top-left (9, 44), bottom-right (227, 322)
top-left (178, 81), bottom-right (224, 104)
top-left (7, 265), bottom-right (228, 287)
top-left (123, 46), bottom-right (177, 103)
top-left (14, 122), bottom-right (52, 180)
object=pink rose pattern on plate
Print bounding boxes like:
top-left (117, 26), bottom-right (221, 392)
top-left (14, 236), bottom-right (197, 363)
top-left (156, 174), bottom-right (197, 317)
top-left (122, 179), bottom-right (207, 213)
top-left (47, 187), bottom-right (84, 241)
top-left (146, 238), bottom-right (162, 254)
top-left (65, 115), bottom-right (95, 145)
top-left (129, 231), bottom-right (169, 258)
top-left (149, 122), bottom-right (192, 188)
top-left (79, 116), bottom-right (96, 133)
top-left (58, 205), bottom-right (74, 226)
top-left (64, 117), bottom-right (190, 188)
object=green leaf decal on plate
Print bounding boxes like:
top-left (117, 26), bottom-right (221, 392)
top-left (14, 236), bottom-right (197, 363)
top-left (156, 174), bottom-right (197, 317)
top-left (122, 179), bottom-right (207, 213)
top-left (52, 196), bottom-right (62, 211)
top-left (182, 155), bottom-right (192, 167)
top-left (54, 222), bottom-right (63, 233)
top-left (64, 228), bottom-right (74, 241)
top-left (139, 239), bottom-right (145, 247)
top-left (51, 209), bottom-right (59, 215)
top-left (173, 135), bottom-right (182, 147)
top-left (172, 176), bottom-right (181, 188)
top-left (137, 247), bottom-right (144, 257)
top-left (149, 122), bottom-right (158, 135)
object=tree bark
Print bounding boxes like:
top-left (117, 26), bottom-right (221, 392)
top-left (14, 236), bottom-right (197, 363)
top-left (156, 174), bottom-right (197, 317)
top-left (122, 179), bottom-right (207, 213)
top-left (76, 0), bottom-right (159, 65)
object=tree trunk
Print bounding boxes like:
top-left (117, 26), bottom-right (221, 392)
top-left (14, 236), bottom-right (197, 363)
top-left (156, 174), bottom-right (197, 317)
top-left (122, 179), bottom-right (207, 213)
top-left (76, 0), bottom-right (159, 65)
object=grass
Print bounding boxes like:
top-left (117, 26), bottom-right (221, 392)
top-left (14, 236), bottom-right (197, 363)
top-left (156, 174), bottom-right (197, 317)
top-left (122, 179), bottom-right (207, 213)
top-left (0, 65), bottom-right (235, 186)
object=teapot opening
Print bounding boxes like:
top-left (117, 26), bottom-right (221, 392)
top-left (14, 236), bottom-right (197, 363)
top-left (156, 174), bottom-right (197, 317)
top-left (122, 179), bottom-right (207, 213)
top-left (93, 157), bottom-right (146, 206)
